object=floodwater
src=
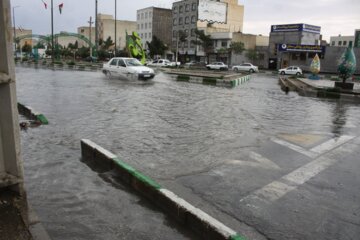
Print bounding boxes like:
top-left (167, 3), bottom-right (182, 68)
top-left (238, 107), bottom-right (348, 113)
top-left (16, 67), bottom-right (360, 239)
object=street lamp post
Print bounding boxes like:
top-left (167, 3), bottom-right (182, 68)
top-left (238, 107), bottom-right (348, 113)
top-left (114, 0), bottom-right (117, 56)
top-left (95, 0), bottom-right (98, 56)
top-left (12, 6), bottom-right (20, 55)
top-left (51, 0), bottom-right (54, 63)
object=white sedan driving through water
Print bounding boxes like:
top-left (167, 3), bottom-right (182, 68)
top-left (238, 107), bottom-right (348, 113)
top-left (102, 57), bottom-right (155, 80)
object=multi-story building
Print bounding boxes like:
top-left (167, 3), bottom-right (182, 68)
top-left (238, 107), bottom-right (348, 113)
top-left (97, 14), bottom-right (137, 50)
top-left (268, 23), bottom-right (324, 69)
top-left (172, 0), bottom-right (244, 59)
top-left (136, 7), bottom-right (172, 50)
top-left (77, 26), bottom-right (96, 48)
top-left (14, 28), bottom-right (32, 49)
top-left (330, 35), bottom-right (355, 47)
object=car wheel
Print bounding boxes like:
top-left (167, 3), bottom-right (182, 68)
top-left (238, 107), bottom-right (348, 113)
top-left (296, 72), bottom-right (301, 76)
top-left (207, 67), bottom-right (211, 70)
top-left (234, 68), bottom-right (239, 72)
top-left (249, 69), bottom-right (255, 73)
top-left (280, 71), bottom-right (285, 75)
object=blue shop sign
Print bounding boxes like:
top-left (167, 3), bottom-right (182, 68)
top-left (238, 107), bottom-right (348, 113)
top-left (271, 24), bottom-right (321, 34)
top-left (278, 44), bottom-right (325, 53)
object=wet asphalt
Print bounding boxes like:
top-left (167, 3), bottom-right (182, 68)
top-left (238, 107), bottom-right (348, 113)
top-left (16, 67), bottom-right (360, 240)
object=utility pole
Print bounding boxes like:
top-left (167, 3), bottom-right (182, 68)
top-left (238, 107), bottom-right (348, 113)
top-left (95, 0), bottom-right (98, 56)
top-left (175, 31), bottom-right (179, 65)
top-left (88, 16), bottom-right (94, 57)
top-left (12, 6), bottom-right (19, 55)
top-left (51, 0), bottom-right (54, 63)
top-left (114, 0), bottom-right (117, 56)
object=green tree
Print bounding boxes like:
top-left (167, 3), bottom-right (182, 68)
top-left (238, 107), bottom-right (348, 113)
top-left (246, 49), bottom-right (259, 63)
top-left (22, 43), bottom-right (32, 54)
top-left (191, 29), bottom-right (213, 63)
top-left (230, 42), bottom-right (245, 54)
top-left (34, 42), bottom-right (45, 49)
top-left (102, 36), bottom-right (114, 50)
top-left (146, 36), bottom-right (168, 58)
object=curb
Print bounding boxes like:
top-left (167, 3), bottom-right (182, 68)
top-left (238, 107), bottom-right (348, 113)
top-left (15, 62), bottom-right (101, 72)
top-left (81, 139), bottom-right (246, 240)
top-left (170, 74), bottom-right (251, 88)
top-left (17, 103), bottom-right (49, 124)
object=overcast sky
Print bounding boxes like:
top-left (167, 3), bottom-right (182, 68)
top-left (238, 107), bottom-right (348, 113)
top-left (10, 0), bottom-right (360, 42)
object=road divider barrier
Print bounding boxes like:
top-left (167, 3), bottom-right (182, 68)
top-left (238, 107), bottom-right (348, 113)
top-left (81, 139), bottom-right (246, 240)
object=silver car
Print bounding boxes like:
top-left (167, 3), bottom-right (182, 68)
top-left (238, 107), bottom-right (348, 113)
top-left (278, 66), bottom-right (303, 76)
top-left (232, 63), bottom-right (259, 73)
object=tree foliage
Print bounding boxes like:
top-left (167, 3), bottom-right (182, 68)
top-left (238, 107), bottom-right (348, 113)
top-left (191, 29), bottom-right (213, 62)
top-left (22, 43), bottom-right (32, 53)
top-left (146, 36), bottom-right (168, 58)
top-left (245, 49), bottom-right (259, 62)
top-left (230, 42), bottom-right (245, 54)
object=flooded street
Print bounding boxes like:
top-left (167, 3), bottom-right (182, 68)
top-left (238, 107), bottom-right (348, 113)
top-left (16, 68), bottom-right (360, 239)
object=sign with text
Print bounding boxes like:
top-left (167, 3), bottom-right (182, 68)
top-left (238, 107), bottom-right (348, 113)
top-left (278, 44), bottom-right (325, 53)
top-left (271, 24), bottom-right (321, 34)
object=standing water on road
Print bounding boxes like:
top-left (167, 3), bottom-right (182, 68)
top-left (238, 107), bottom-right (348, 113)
top-left (16, 68), bottom-right (360, 239)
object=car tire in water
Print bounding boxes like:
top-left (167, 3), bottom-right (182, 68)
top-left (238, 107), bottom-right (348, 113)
top-left (234, 68), bottom-right (239, 72)
top-left (280, 71), bottom-right (285, 75)
top-left (207, 67), bottom-right (211, 70)
top-left (250, 69), bottom-right (254, 73)
top-left (296, 72), bottom-right (301, 76)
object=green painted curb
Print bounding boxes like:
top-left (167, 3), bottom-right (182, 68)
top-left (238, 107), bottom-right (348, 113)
top-left (36, 114), bottom-right (49, 124)
top-left (229, 234), bottom-right (247, 240)
top-left (112, 157), bottom-right (161, 190)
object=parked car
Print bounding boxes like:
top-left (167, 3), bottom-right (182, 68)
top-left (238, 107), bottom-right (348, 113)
top-left (84, 56), bottom-right (98, 62)
top-left (102, 57), bottom-right (155, 80)
top-left (278, 66), bottom-right (303, 76)
top-left (206, 62), bottom-right (228, 70)
top-left (232, 63), bottom-right (259, 73)
top-left (147, 59), bottom-right (180, 67)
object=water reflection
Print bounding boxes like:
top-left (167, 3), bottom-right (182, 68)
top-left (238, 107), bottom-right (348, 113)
top-left (331, 102), bottom-right (347, 137)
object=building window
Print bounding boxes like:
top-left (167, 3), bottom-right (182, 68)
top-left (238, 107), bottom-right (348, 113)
top-left (190, 41), bottom-right (195, 48)
top-left (141, 23), bottom-right (143, 29)
top-left (137, 14), bottom-right (140, 20)
top-left (145, 23), bottom-right (147, 29)
top-left (141, 13), bottom-right (144, 19)
top-left (145, 33), bottom-right (147, 38)
top-left (173, 30), bottom-right (177, 38)
top-left (145, 12), bottom-right (148, 19)
top-left (81, 29), bottom-right (84, 33)
top-left (191, 16), bottom-right (196, 23)
top-left (185, 29), bottom-right (189, 36)
top-left (185, 16), bottom-right (190, 24)
top-left (149, 12), bottom-right (152, 18)
top-left (141, 33), bottom-right (143, 38)
top-left (338, 41), bottom-right (342, 46)
top-left (343, 41), bottom-right (347, 46)
top-left (221, 41), bottom-right (227, 47)
top-left (137, 24), bottom-right (140, 30)
top-left (349, 41), bottom-right (353, 46)
top-left (149, 33), bottom-right (152, 39)
top-left (191, 29), bottom-right (195, 37)
top-left (149, 23), bottom-right (152, 28)
top-left (185, 4), bottom-right (190, 12)
top-left (173, 18), bottom-right (177, 26)
top-left (331, 41), bottom-right (335, 46)
top-left (300, 52), bottom-right (306, 61)
top-left (179, 5), bottom-right (183, 13)
top-left (179, 17), bottom-right (183, 25)
top-left (192, 3), bottom-right (197, 11)
top-left (173, 6), bottom-right (177, 14)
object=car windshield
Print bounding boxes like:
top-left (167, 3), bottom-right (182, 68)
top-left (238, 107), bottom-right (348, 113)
top-left (124, 58), bottom-right (143, 66)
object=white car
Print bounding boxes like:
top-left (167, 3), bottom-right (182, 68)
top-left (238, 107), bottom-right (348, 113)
top-left (278, 66), bottom-right (303, 76)
top-left (232, 63), bottom-right (259, 73)
top-left (102, 57), bottom-right (155, 80)
top-left (206, 62), bottom-right (228, 70)
top-left (147, 59), bottom-right (180, 67)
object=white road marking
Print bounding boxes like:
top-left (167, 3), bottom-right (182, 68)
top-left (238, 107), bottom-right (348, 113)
top-left (241, 136), bottom-right (358, 204)
top-left (310, 135), bottom-right (354, 154)
top-left (271, 137), bottom-right (317, 158)
top-left (226, 152), bottom-right (280, 170)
